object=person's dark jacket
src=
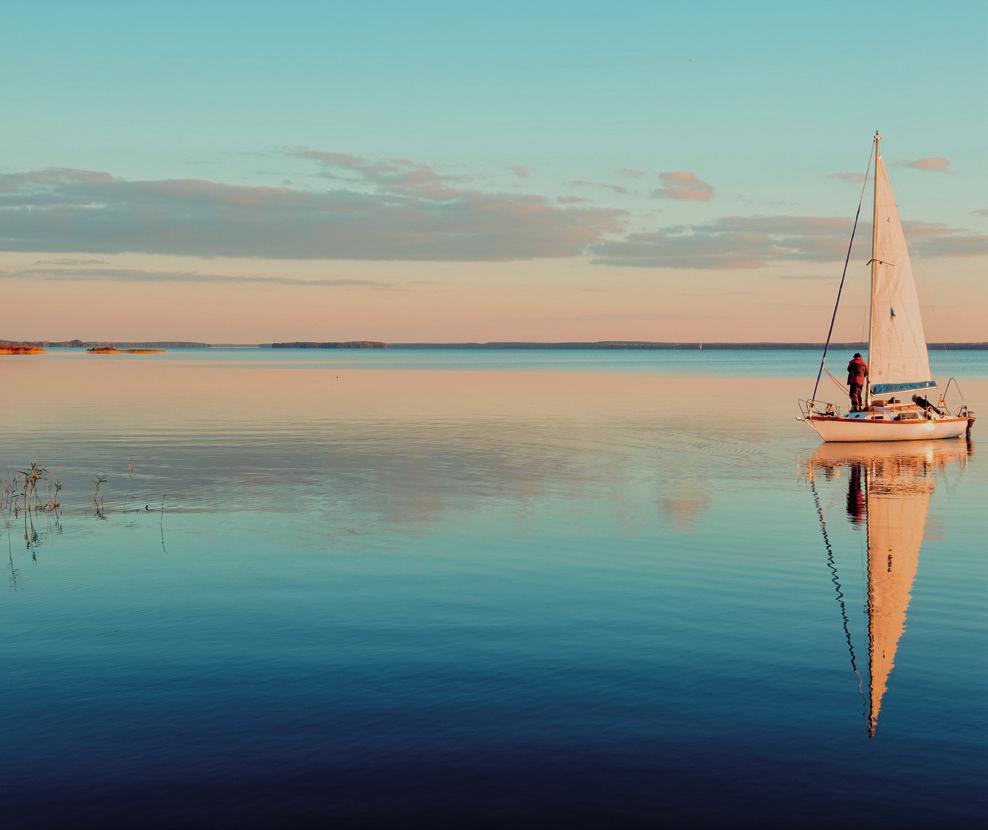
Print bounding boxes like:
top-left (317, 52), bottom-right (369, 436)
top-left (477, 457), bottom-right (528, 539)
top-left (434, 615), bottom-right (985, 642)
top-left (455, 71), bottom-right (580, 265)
top-left (847, 357), bottom-right (868, 386)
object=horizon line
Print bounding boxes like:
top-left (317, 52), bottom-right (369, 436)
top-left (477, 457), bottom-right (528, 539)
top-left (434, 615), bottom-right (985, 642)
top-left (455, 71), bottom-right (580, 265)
top-left (4, 338), bottom-right (988, 350)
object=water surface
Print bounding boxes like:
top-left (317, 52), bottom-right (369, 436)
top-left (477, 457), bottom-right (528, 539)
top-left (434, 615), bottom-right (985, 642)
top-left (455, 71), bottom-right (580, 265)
top-left (2, 350), bottom-right (985, 828)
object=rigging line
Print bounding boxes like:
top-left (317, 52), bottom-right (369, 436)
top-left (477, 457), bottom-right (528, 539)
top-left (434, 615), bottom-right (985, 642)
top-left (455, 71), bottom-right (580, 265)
top-left (809, 475), bottom-right (867, 717)
top-left (810, 143), bottom-right (875, 404)
top-left (824, 367), bottom-right (848, 395)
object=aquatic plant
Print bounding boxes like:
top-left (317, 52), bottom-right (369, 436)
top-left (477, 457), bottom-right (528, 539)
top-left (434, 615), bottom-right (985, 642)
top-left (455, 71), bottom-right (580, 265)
top-left (93, 475), bottom-right (108, 519)
top-left (159, 494), bottom-right (168, 554)
top-left (123, 460), bottom-right (135, 521)
top-left (20, 463), bottom-right (51, 514)
top-left (7, 532), bottom-right (17, 591)
top-left (0, 472), bottom-right (18, 513)
top-left (3, 463), bottom-right (63, 553)
top-left (3, 466), bottom-right (61, 516)
top-left (42, 478), bottom-right (62, 512)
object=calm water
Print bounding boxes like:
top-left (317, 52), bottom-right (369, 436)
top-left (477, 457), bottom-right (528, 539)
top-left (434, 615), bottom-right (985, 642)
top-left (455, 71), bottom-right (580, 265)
top-left (2, 350), bottom-right (986, 829)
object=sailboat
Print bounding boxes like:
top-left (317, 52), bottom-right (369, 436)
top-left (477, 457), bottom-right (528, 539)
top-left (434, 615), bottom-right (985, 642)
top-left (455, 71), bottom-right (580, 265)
top-left (800, 133), bottom-right (975, 442)
top-left (806, 439), bottom-right (970, 736)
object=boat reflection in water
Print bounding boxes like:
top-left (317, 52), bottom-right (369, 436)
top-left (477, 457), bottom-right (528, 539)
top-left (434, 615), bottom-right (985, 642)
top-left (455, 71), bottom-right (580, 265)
top-left (806, 438), bottom-right (972, 736)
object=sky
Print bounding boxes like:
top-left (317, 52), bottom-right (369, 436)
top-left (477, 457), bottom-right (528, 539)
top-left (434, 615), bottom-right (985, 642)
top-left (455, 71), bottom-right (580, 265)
top-left (1, 0), bottom-right (986, 342)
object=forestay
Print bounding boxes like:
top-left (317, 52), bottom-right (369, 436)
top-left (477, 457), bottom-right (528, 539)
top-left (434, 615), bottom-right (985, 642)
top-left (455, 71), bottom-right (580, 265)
top-left (867, 153), bottom-right (934, 398)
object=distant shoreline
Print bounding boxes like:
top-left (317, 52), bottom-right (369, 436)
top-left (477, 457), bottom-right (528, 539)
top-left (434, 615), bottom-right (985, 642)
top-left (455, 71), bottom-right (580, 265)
top-left (4, 339), bottom-right (987, 351)
top-left (0, 339), bottom-right (210, 349)
top-left (358, 341), bottom-right (988, 351)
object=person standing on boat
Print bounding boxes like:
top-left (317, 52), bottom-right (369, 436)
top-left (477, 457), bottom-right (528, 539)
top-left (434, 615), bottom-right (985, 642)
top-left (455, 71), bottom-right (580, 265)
top-left (847, 353), bottom-right (868, 411)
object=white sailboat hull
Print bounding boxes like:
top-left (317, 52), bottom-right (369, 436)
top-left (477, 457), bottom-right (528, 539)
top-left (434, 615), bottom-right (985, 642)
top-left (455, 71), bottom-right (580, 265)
top-left (807, 415), bottom-right (969, 442)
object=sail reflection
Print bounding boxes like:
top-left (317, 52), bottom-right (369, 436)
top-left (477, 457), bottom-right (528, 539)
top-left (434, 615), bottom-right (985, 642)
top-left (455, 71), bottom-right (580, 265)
top-left (806, 439), bottom-right (971, 736)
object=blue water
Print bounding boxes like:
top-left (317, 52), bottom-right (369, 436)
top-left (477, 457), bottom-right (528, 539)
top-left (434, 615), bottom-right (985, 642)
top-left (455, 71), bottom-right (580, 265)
top-left (30, 345), bottom-right (988, 377)
top-left (1, 351), bottom-right (985, 828)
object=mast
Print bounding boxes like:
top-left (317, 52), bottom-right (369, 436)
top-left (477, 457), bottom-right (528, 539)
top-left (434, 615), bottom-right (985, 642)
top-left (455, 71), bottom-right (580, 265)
top-left (866, 131), bottom-right (880, 406)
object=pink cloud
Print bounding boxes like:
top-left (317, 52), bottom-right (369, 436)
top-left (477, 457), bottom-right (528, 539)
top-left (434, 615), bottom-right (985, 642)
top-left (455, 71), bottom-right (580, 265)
top-left (900, 157), bottom-right (951, 172)
top-left (510, 165), bottom-right (530, 180)
top-left (617, 168), bottom-right (646, 179)
top-left (974, 208), bottom-right (988, 217)
top-left (652, 170), bottom-right (714, 201)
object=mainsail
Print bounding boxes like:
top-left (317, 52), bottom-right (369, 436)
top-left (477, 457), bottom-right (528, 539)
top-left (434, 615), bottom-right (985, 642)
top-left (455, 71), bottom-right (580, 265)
top-left (868, 144), bottom-right (935, 399)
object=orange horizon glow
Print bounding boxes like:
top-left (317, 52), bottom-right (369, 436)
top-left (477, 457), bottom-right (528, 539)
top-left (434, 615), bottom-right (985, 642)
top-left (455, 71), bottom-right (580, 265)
top-left (2, 251), bottom-right (985, 344)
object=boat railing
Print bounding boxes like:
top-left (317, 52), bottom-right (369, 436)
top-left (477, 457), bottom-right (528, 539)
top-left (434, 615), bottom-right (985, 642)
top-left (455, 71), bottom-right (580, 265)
top-left (938, 377), bottom-right (966, 412)
top-left (798, 398), bottom-right (842, 420)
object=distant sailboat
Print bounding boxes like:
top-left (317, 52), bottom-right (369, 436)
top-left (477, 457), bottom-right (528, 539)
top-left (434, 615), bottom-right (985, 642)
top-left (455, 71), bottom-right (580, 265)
top-left (806, 439), bottom-right (970, 735)
top-left (800, 133), bottom-right (975, 441)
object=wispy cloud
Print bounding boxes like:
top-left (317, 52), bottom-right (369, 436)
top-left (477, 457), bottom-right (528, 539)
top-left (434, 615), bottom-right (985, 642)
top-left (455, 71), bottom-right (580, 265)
top-left (33, 257), bottom-right (110, 266)
top-left (286, 148), bottom-right (468, 198)
top-left (828, 171), bottom-right (868, 184)
top-left (0, 266), bottom-right (391, 288)
top-left (899, 156), bottom-right (951, 172)
top-left (0, 162), bottom-right (625, 261)
top-left (592, 215), bottom-right (988, 268)
top-left (652, 170), bottom-right (714, 201)
top-left (974, 208), bottom-right (988, 217)
top-left (910, 230), bottom-right (988, 257)
top-left (0, 168), bottom-right (114, 193)
top-left (617, 168), bottom-right (646, 179)
top-left (568, 179), bottom-right (628, 194)
top-left (510, 165), bottom-right (530, 180)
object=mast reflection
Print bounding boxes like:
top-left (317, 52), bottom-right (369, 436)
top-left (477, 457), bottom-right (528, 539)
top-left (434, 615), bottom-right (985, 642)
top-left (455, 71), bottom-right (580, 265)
top-left (806, 439), bottom-right (971, 736)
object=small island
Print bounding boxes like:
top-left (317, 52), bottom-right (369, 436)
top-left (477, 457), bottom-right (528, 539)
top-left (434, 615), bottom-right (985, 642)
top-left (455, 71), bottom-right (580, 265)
top-left (0, 344), bottom-right (47, 355)
top-left (1, 339), bottom-right (207, 349)
top-left (87, 346), bottom-right (166, 355)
